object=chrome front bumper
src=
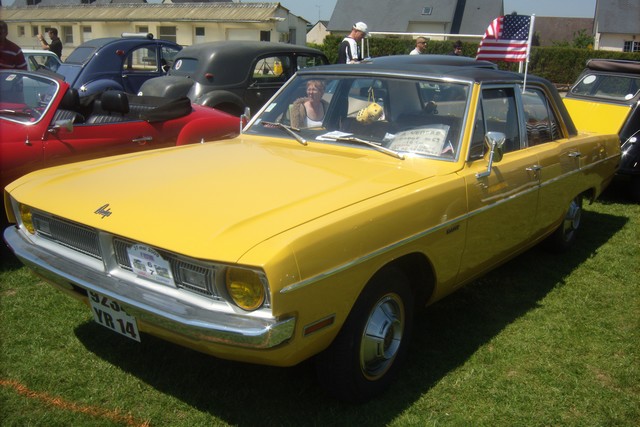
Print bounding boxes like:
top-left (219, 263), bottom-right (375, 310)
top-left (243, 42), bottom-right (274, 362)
top-left (4, 226), bottom-right (295, 349)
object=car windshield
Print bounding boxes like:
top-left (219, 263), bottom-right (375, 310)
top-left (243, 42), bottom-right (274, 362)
top-left (246, 74), bottom-right (470, 160)
top-left (571, 73), bottom-right (640, 102)
top-left (0, 72), bottom-right (59, 124)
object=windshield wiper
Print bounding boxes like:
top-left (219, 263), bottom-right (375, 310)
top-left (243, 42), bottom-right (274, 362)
top-left (334, 136), bottom-right (404, 160)
top-left (261, 121), bottom-right (307, 146)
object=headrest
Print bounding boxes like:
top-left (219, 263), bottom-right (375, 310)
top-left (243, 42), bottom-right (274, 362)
top-left (59, 88), bottom-right (79, 109)
top-left (100, 90), bottom-right (130, 114)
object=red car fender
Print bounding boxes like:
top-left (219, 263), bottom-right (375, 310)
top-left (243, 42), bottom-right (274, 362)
top-left (175, 112), bottom-right (240, 146)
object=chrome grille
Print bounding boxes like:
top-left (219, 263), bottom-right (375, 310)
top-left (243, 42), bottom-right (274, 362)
top-left (113, 238), bottom-right (219, 299)
top-left (32, 212), bottom-right (101, 259)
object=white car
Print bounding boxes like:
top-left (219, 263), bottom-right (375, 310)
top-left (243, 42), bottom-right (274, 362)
top-left (22, 49), bottom-right (62, 72)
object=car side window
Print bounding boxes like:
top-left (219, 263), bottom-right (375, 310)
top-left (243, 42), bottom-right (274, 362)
top-left (160, 46), bottom-right (181, 72)
top-left (469, 102), bottom-right (487, 160)
top-left (521, 88), bottom-right (560, 146)
top-left (251, 56), bottom-right (291, 84)
top-left (479, 87), bottom-right (521, 153)
top-left (296, 55), bottom-right (327, 70)
top-left (125, 46), bottom-right (159, 72)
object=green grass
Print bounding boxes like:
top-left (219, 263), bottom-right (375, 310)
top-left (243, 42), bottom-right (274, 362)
top-left (1, 182), bottom-right (638, 426)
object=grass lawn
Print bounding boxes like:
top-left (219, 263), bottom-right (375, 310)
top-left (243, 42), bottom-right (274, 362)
top-left (1, 181), bottom-right (638, 426)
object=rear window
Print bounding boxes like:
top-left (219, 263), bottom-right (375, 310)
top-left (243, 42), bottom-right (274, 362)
top-left (169, 58), bottom-right (199, 76)
top-left (64, 46), bottom-right (98, 64)
top-left (571, 73), bottom-right (640, 102)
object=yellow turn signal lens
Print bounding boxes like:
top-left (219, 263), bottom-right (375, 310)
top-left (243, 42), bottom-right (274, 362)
top-left (225, 267), bottom-right (265, 311)
top-left (19, 204), bottom-right (35, 234)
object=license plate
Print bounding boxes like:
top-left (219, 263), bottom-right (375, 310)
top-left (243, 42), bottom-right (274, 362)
top-left (88, 290), bottom-right (140, 342)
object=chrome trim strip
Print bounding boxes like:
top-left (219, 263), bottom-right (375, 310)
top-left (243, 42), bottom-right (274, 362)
top-left (4, 226), bottom-right (295, 349)
top-left (281, 154), bottom-right (618, 294)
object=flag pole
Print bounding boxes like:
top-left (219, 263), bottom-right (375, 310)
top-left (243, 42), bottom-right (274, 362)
top-left (521, 14), bottom-right (535, 92)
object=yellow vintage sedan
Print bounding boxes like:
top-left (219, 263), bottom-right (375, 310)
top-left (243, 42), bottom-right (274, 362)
top-left (3, 56), bottom-right (620, 402)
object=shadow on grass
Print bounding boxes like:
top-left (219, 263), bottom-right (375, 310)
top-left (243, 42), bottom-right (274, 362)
top-left (66, 206), bottom-right (625, 426)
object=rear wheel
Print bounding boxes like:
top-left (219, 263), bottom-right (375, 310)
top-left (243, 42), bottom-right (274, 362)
top-left (547, 194), bottom-right (583, 252)
top-left (315, 268), bottom-right (413, 402)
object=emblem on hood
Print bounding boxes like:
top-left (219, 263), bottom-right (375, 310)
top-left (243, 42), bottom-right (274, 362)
top-left (94, 204), bottom-right (112, 219)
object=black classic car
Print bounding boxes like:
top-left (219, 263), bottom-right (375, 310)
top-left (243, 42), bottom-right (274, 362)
top-left (56, 33), bottom-right (182, 97)
top-left (138, 41), bottom-right (329, 116)
top-left (564, 59), bottom-right (640, 200)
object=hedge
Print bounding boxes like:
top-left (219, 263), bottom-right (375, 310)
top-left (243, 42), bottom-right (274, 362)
top-left (310, 35), bottom-right (640, 86)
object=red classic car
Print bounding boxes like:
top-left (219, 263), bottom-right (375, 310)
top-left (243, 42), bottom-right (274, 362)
top-left (0, 70), bottom-right (240, 204)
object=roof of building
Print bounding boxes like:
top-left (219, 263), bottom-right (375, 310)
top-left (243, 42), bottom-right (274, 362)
top-left (0, 2), bottom-right (283, 23)
top-left (595, 0), bottom-right (640, 34)
top-left (533, 17), bottom-right (594, 46)
top-left (327, 0), bottom-right (503, 35)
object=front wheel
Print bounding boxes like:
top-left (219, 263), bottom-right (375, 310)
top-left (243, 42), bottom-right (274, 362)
top-left (315, 268), bottom-right (413, 402)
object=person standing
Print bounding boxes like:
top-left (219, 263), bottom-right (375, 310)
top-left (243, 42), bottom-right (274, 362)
top-left (410, 37), bottom-right (428, 55)
top-left (337, 22), bottom-right (368, 64)
top-left (38, 27), bottom-right (62, 59)
top-left (449, 40), bottom-right (463, 56)
top-left (0, 20), bottom-right (27, 70)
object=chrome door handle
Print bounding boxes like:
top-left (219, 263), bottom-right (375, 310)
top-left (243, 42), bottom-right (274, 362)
top-left (132, 136), bottom-right (153, 145)
top-left (568, 151), bottom-right (582, 158)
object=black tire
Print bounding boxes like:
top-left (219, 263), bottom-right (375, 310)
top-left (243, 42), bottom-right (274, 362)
top-left (315, 268), bottom-right (413, 403)
top-left (546, 194), bottom-right (583, 252)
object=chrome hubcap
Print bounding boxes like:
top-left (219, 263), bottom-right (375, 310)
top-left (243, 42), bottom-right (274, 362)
top-left (563, 197), bottom-right (582, 242)
top-left (360, 294), bottom-right (404, 380)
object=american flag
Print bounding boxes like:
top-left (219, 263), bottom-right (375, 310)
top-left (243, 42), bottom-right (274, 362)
top-left (476, 15), bottom-right (532, 62)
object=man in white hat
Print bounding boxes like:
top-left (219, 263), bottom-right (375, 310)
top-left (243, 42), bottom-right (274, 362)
top-left (337, 22), bottom-right (368, 64)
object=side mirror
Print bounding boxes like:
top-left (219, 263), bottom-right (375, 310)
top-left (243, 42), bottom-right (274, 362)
top-left (48, 119), bottom-right (74, 134)
top-left (476, 131), bottom-right (505, 178)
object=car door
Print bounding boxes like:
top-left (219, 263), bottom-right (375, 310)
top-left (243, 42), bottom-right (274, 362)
top-left (122, 43), bottom-right (181, 94)
top-left (517, 86), bottom-right (583, 239)
top-left (457, 86), bottom-right (540, 283)
top-left (41, 119), bottom-right (169, 168)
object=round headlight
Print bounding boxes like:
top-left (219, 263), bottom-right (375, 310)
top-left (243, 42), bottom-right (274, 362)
top-left (19, 204), bottom-right (35, 234)
top-left (225, 268), bottom-right (265, 311)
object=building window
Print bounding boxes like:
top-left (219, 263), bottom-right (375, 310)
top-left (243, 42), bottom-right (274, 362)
top-left (31, 26), bottom-right (39, 37)
top-left (136, 26), bottom-right (149, 34)
top-left (623, 40), bottom-right (640, 52)
top-left (158, 26), bottom-right (177, 43)
top-left (260, 30), bottom-right (271, 42)
top-left (195, 27), bottom-right (205, 37)
top-left (62, 25), bottom-right (73, 44)
top-left (27, 0), bottom-right (42, 4)
top-left (422, 7), bottom-right (433, 15)
top-left (18, 26), bottom-right (25, 37)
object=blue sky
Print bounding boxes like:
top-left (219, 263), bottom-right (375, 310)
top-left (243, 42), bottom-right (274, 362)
top-left (279, 0), bottom-right (598, 23)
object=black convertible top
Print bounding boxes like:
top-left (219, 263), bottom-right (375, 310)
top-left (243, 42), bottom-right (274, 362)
top-left (586, 59), bottom-right (640, 75)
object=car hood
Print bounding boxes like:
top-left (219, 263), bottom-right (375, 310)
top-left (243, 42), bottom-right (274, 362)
top-left (7, 135), bottom-right (458, 262)
top-left (563, 97), bottom-right (631, 135)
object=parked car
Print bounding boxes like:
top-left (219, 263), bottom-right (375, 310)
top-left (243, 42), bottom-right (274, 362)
top-left (3, 60), bottom-right (620, 402)
top-left (0, 69), bottom-right (240, 212)
top-left (55, 33), bottom-right (182, 97)
top-left (22, 49), bottom-right (62, 72)
top-left (564, 59), bottom-right (640, 200)
top-left (138, 41), bottom-right (329, 116)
